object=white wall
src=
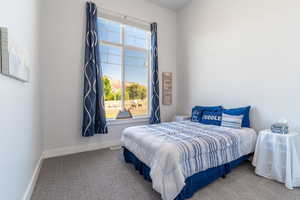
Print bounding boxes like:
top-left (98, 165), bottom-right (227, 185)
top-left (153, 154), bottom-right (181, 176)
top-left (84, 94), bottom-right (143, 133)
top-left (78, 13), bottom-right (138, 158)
top-left (177, 0), bottom-right (300, 131)
top-left (40, 0), bottom-right (177, 151)
top-left (0, 0), bottom-right (42, 199)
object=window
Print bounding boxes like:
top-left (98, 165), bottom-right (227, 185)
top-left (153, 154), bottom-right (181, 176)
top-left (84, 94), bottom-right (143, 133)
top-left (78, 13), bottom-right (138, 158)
top-left (98, 17), bottom-right (151, 119)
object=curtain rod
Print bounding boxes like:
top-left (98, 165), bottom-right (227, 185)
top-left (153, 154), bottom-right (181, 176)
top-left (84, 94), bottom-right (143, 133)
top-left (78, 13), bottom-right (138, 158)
top-left (96, 6), bottom-right (152, 26)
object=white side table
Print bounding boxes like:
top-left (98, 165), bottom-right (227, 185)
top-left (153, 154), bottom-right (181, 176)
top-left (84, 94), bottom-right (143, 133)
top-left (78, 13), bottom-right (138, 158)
top-left (173, 115), bottom-right (191, 122)
top-left (252, 129), bottom-right (300, 189)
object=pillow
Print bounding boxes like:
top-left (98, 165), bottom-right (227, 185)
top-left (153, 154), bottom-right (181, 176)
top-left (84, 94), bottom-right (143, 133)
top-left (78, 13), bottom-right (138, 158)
top-left (223, 106), bottom-right (251, 128)
top-left (191, 106), bottom-right (223, 122)
top-left (191, 107), bottom-right (202, 122)
top-left (200, 110), bottom-right (222, 126)
top-left (221, 113), bottom-right (243, 129)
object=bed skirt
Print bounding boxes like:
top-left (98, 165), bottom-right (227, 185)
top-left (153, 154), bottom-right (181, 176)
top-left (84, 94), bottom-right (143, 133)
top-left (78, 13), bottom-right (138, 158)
top-left (123, 147), bottom-right (251, 200)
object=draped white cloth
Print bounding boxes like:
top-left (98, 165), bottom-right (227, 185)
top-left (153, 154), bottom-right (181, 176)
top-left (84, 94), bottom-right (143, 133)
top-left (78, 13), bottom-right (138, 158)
top-left (252, 130), bottom-right (300, 189)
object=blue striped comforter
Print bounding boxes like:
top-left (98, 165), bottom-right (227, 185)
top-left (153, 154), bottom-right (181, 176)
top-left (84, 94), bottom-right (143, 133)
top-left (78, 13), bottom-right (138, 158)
top-left (122, 121), bottom-right (256, 200)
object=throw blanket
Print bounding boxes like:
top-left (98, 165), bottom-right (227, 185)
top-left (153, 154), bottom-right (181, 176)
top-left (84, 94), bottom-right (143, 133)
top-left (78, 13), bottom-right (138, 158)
top-left (122, 121), bottom-right (246, 200)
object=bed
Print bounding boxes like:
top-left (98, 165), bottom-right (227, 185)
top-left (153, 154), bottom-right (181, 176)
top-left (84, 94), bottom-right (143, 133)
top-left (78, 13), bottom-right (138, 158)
top-left (121, 120), bottom-right (257, 200)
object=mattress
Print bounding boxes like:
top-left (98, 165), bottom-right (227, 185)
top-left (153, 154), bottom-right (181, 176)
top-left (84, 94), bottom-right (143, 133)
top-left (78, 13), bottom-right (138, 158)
top-left (121, 121), bottom-right (257, 200)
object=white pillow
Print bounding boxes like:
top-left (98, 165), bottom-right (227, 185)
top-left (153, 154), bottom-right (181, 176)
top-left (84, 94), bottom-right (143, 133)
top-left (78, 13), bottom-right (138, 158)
top-left (221, 113), bottom-right (243, 129)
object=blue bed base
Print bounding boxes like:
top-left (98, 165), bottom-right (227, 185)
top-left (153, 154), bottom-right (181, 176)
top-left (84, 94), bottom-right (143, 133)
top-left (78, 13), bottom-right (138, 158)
top-left (123, 147), bottom-right (251, 200)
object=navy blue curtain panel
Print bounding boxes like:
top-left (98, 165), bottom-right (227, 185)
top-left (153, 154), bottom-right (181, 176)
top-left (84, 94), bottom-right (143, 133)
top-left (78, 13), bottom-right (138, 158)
top-left (82, 2), bottom-right (108, 137)
top-left (149, 23), bottom-right (161, 124)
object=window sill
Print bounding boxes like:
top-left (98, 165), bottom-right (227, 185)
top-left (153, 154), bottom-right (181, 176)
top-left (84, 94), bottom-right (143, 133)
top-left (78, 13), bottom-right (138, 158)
top-left (107, 117), bottom-right (149, 126)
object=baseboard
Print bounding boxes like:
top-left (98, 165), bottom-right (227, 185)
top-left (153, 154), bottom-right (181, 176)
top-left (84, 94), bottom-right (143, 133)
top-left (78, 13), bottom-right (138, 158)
top-left (22, 156), bottom-right (43, 200)
top-left (42, 140), bottom-right (122, 158)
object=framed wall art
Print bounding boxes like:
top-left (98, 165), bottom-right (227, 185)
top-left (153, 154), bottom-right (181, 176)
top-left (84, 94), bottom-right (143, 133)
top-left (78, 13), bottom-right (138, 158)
top-left (0, 27), bottom-right (29, 82)
top-left (162, 72), bottom-right (172, 105)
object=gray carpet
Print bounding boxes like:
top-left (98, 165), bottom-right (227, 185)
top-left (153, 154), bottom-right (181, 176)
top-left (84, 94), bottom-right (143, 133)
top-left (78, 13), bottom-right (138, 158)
top-left (31, 149), bottom-right (300, 200)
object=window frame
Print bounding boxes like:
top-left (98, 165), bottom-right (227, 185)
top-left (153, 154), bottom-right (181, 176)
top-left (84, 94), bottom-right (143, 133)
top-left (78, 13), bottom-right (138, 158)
top-left (98, 14), bottom-right (152, 120)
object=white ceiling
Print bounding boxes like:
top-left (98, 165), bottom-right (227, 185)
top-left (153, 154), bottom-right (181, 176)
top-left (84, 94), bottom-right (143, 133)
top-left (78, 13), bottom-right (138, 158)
top-left (146, 0), bottom-right (191, 11)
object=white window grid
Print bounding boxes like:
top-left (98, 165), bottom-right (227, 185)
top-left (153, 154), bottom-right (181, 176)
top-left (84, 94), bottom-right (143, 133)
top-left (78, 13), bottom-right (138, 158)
top-left (99, 17), bottom-right (152, 119)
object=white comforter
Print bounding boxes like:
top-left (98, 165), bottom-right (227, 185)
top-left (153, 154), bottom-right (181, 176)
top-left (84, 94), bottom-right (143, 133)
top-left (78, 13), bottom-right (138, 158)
top-left (121, 121), bottom-right (257, 200)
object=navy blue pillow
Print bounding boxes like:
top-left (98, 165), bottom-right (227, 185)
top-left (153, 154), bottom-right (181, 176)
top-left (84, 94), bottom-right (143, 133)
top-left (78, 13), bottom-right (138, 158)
top-left (223, 106), bottom-right (251, 128)
top-left (200, 110), bottom-right (223, 126)
top-left (191, 106), bottom-right (223, 122)
top-left (191, 107), bottom-right (202, 122)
